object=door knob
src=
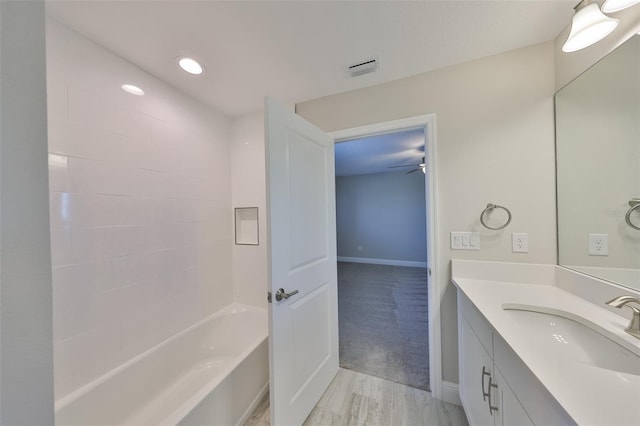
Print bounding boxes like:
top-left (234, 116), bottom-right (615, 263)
top-left (275, 288), bottom-right (299, 302)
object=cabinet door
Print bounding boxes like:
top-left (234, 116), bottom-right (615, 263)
top-left (460, 318), bottom-right (495, 426)
top-left (493, 369), bottom-right (533, 426)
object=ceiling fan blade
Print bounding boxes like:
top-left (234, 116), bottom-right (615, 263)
top-left (389, 156), bottom-right (425, 169)
top-left (388, 164), bottom-right (418, 168)
top-left (406, 168), bottom-right (419, 174)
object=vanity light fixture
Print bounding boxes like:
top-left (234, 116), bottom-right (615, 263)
top-left (178, 57), bottom-right (204, 75)
top-left (602, 0), bottom-right (640, 13)
top-left (121, 84), bottom-right (145, 96)
top-left (562, 0), bottom-right (619, 53)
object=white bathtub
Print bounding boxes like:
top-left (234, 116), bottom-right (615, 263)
top-left (55, 304), bottom-right (269, 426)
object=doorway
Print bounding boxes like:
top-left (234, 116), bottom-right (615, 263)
top-left (330, 115), bottom-right (441, 398)
top-left (334, 129), bottom-right (429, 390)
top-left (263, 102), bottom-right (442, 424)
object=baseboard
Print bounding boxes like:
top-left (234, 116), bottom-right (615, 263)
top-left (337, 256), bottom-right (427, 268)
top-left (441, 381), bottom-right (461, 406)
top-left (236, 381), bottom-right (269, 426)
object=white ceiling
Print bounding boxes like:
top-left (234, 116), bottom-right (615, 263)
top-left (335, 128), bottom-right (425, 176)
top-left (46, 0), bottom-right (576, 118)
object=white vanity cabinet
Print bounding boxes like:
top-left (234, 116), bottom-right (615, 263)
top-left (452, 259), bottom-right (640, 426)
top-left (459, 294), bottom-right (532, 426)
top-left (458, 291), bottom-right (571, 426)
top-left (459, 318), bottom-right (494, 425)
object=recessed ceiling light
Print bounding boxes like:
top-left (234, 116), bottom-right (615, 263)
top-left (121, 84), bottom-right (145, 96)
top-left (178, 57), bottom-right (204, 75)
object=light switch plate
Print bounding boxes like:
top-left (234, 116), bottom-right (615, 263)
top-left (451, 232), bottom-right (480, 250)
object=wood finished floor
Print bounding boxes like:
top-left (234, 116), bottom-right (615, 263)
top-left (244, 369), bottom-right (468, 426)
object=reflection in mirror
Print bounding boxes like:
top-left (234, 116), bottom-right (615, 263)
top-left (556, 35), bottom-right (640, 292)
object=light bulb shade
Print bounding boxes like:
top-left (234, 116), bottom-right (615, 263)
top-left (562, 3), bottom-right (619, 53)
top-left (602, 0), bottom-right (640, 13)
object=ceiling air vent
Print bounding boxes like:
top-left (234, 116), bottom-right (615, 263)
top-left (347, 58), bottom-right (378, 77)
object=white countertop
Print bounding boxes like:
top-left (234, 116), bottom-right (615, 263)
top-left (452, 273), bottom-right (640, 426)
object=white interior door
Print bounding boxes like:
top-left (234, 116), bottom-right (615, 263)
top-left (265, 97), bottom-right (339, 426)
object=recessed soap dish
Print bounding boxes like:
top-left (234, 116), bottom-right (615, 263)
top-left (235, 207), bottom-right (259, 245)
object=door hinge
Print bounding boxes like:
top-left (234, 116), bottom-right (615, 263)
top-left (267, 291), bottom-right (272, 304)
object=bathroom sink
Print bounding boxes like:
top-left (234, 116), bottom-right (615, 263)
top-left (502, 304), bottom-right (640, 376)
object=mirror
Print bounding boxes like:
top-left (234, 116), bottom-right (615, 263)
top-left (556, 35), bottom-right (640, 292)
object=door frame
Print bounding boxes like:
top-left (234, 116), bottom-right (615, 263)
top-left (329, 113), bottom-right (443, 400)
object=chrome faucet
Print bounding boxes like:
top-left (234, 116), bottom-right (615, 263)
top-left (606, 295), bottom-right (640, 339)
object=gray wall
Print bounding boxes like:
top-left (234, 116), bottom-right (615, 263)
top-left (0, 1), bottom-right (55, 423)
top-left (336, 171), bottom-right (426, 263)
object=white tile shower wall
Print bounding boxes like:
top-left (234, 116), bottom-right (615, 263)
top-left (230, 111), bottom-right (268, 308)
top-left (46, 19), bottom-right (233, 399)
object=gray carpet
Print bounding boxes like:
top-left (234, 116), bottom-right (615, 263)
top-left (338, 261), bottom-right (430, 391)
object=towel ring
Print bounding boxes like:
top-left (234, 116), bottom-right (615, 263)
top-left (625, 199), bottom-right (640, 231)
top-left (480, 203), bottom-right (512, 230)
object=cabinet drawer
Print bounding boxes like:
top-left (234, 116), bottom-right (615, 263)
top-left (458, 292), bottom-right (493, 356)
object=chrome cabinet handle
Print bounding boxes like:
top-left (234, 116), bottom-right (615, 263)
top-left (275, 288), bottom-right (299, 302)
top-left (488, 377), bottom-right (499, 415)
top-left (481, 366), bottom-right (491, 401)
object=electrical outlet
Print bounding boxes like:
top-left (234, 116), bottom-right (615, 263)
top-left (589, 234), bottom-right (608, 256)
top-left (512, 233), bottom-right (529, 253)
